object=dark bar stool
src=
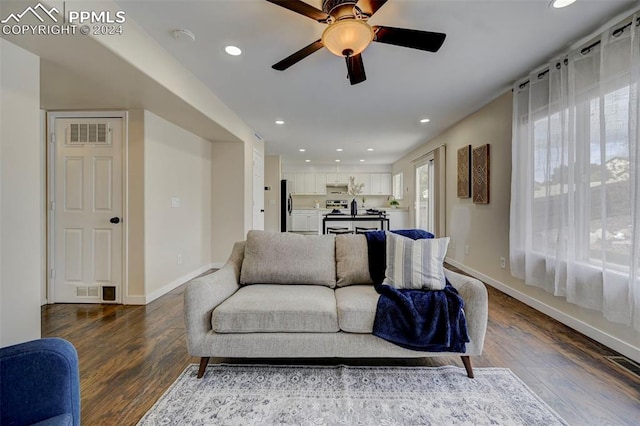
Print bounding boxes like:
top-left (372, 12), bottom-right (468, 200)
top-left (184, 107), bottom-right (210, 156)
top-left (355, 226), bottom-right (378, 234)
top-left (327, 227), bottom-right (352, 235)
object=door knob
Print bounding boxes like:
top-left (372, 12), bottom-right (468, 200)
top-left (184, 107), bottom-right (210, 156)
top-left (110, 217), bottom-right (121, 224)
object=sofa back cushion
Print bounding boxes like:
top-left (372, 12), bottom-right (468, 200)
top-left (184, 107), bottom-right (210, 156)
top-left (240, 230), bottom-right (337, 288)
top-left (335, 235), bottom-right (374, 287)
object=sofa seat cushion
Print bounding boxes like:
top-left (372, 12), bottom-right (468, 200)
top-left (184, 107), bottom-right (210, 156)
top-left (212, 285), bottom-right (339, 333)
top-left (240, 230), bottom-right (337, 288)
top-left (335, 285), bottom-right (380, 333)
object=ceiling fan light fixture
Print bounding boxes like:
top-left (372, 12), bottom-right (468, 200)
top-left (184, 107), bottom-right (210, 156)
top-left (550, 0), bottom-right (576, 8)
top-left (321, 19), bottom-right (374, 57)
top-left (224, 45), bottom-right (242, 56)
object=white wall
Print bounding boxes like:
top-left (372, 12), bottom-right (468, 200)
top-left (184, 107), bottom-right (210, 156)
top-left (393, 92), bottom-right (640, 362)
top-left (126, 110), bottom-right (145, 300)
top-left (142, 111), bottom-right (213, 302)
top-left (211, 142), bottom-right (246, 265)
top-left (0, 39), bottom-right (42, 346)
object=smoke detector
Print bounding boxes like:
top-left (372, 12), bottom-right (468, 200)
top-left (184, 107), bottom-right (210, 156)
top-left (173, 29), bottom-right (196, 43)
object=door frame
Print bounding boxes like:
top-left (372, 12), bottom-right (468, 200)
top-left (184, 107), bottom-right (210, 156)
top-left (414, 153), bottom-right (435, 232)
top-left (252, 147), bottom-right (265, 230)
top-left (46, 111), bottom-right (129, 304)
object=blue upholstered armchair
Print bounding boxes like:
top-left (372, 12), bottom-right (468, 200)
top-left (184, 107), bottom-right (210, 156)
top-left (0, 338), bottom-right (80, 426)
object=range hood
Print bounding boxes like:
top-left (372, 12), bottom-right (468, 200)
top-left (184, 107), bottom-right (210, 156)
top-left (327, 183), bottom-right (348, 194)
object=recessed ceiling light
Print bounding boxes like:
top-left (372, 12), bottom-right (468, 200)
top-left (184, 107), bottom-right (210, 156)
top-left (275, 120), bottom-right (285, 125)
top-left (550, 0), bottom-right (576, 8)
top-left (336, 148), bottom-right (343, 152)
top-left (335, 159), bottom-right (341, 162)
top-left (420, 118), bottom-right (431, 123)
top-left (225, 45), bottom-right (242, 56)
top-left (305, 159), bottom-right (311, 163)
top-left (359, 159), bottom-right (365, 162)
top-left (299, 148), bottom-right (306, 152)
top-left (367, 148), bottom-right (374, 152)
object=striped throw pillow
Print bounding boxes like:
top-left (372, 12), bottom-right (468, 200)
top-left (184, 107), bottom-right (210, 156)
top-left (383, 232), bottom-right (449, 290)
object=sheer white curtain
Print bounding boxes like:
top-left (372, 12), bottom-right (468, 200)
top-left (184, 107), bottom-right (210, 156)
top-left (511, 14), bottom-right (640, 331)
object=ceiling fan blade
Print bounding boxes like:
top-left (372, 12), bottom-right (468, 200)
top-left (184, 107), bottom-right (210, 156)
top-left (345, 53), bottom-right (366, 85)
top-left (373, 26), bottom-right (446, 52)
top-left (272, 39), bottom-right (324, 71)
top-left (266, 0), bottom-right (331, 22)
top-left (356, 0), bottom-right (388, 17)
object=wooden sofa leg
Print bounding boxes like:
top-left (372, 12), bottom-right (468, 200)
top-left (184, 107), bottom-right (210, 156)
top-left (461, 356), bottom-right (474, 378)
top-left (197, 357), bottom-right (210, 378)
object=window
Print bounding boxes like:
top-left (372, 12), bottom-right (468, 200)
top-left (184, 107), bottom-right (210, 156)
top-left (392, 172), bottom-right (403, 200)
top-left (511, 13), bottom-right (640, 331)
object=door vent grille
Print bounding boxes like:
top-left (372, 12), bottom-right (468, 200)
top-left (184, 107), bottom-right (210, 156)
top-left (605, 356), bottom-right (640, 378)
top-left (68, 123), bottom-right (108, 144)
top-left (76, 286), bottom-right (100, 297)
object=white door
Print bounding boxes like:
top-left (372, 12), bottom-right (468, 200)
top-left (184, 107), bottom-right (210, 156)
top-left (252, 149), bottom-right (265, 230)
top-left (51, 115), bottom-right (124, 303)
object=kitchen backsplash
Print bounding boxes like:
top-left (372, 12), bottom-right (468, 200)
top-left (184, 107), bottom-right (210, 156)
top-left (292, 195), bottom-right (400, 209)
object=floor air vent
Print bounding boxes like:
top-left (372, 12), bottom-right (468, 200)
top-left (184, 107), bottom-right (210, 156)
top-left (605, 356), bottom-right (640, 378)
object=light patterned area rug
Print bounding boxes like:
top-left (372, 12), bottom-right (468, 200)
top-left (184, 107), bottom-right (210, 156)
top-left (137, 364), bottom-right (567, 426)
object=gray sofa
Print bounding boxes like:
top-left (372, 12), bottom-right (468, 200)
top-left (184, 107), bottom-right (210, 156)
top-left (184, 231), bottom-right (488, 378)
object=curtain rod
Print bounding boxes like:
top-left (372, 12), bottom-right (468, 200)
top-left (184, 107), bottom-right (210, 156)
top-left (411, 144), bottom-right (445, 163)
top-left (516, 16), bottom-right (640, 91)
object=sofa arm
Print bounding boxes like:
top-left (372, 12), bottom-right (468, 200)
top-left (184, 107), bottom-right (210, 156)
top-left (0, 338), bottom-right (80, 426)
top-left (445, 268), bottom-right (488, 353)
top-left (184, 242), bottom-right (244, 355)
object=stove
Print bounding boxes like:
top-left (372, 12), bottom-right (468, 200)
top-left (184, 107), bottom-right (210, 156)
top-left (325, 200), bottom-right (349, 209)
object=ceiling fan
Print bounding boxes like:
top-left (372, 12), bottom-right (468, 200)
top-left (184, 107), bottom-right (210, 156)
top-left (266, 0), bottom-right (446, 85)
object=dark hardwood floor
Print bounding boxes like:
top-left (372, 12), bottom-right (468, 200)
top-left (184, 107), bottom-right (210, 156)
top-left (42, 271), bottom-right (640, 425)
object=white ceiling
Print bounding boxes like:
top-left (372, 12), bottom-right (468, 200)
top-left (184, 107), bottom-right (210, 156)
top-left (113, 1), bottom-right (636, 165)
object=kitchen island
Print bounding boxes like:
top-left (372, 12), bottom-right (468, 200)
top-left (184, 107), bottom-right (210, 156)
top-left (322, 213), bottom-right (389, 234)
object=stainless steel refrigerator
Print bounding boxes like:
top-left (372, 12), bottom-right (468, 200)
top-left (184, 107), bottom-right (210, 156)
top-left (280, 179), bottom-right (293, 232)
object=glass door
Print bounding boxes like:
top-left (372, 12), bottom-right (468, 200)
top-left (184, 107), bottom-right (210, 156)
top-left (415, 155), bottom-right (435, 232)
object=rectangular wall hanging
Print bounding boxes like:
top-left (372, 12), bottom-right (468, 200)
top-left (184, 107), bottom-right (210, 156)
top-left (457, 145), bottom-right (471, 198)
top-left (472, 144), bottom-right (490, 204)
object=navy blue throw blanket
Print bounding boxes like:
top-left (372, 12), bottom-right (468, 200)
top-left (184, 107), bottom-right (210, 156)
top-left (365, 230), bottom-right (469, 352)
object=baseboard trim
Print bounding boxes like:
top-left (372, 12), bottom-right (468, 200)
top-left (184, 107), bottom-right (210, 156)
top-left (125, 263), bottom-right (217, 306)
top-left (445, 257), bottom-right (640, 364)
top-left (124, 295), bottom-right (146, 305)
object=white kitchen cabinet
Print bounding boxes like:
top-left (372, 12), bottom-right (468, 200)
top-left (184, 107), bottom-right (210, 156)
top-left (326, 173), bottom-right (349, 185)
top-left (314, 173), bottom-right (327, 195)
top-left (283, 173), bottom-right (303, 194)
top-left (288, 173), bottom-right (326, 195)
top-left (304, 173), bottom-right (325, 195)
top-left (369, 173), bottom-right (392, 195)
top-left (291, 213), bottom-right (309, 231)
top-left (304, 174), bottom-right (315, 193)
top-left (291, 209), bottom-right (320, 232)
top-left (292, 173), bottom-right (304, 194)
top-left (387, 209), bottom-right (409, 230)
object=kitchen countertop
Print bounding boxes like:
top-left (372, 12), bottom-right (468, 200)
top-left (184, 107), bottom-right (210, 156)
top-left (294, 207), bottom-right (409, 211)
